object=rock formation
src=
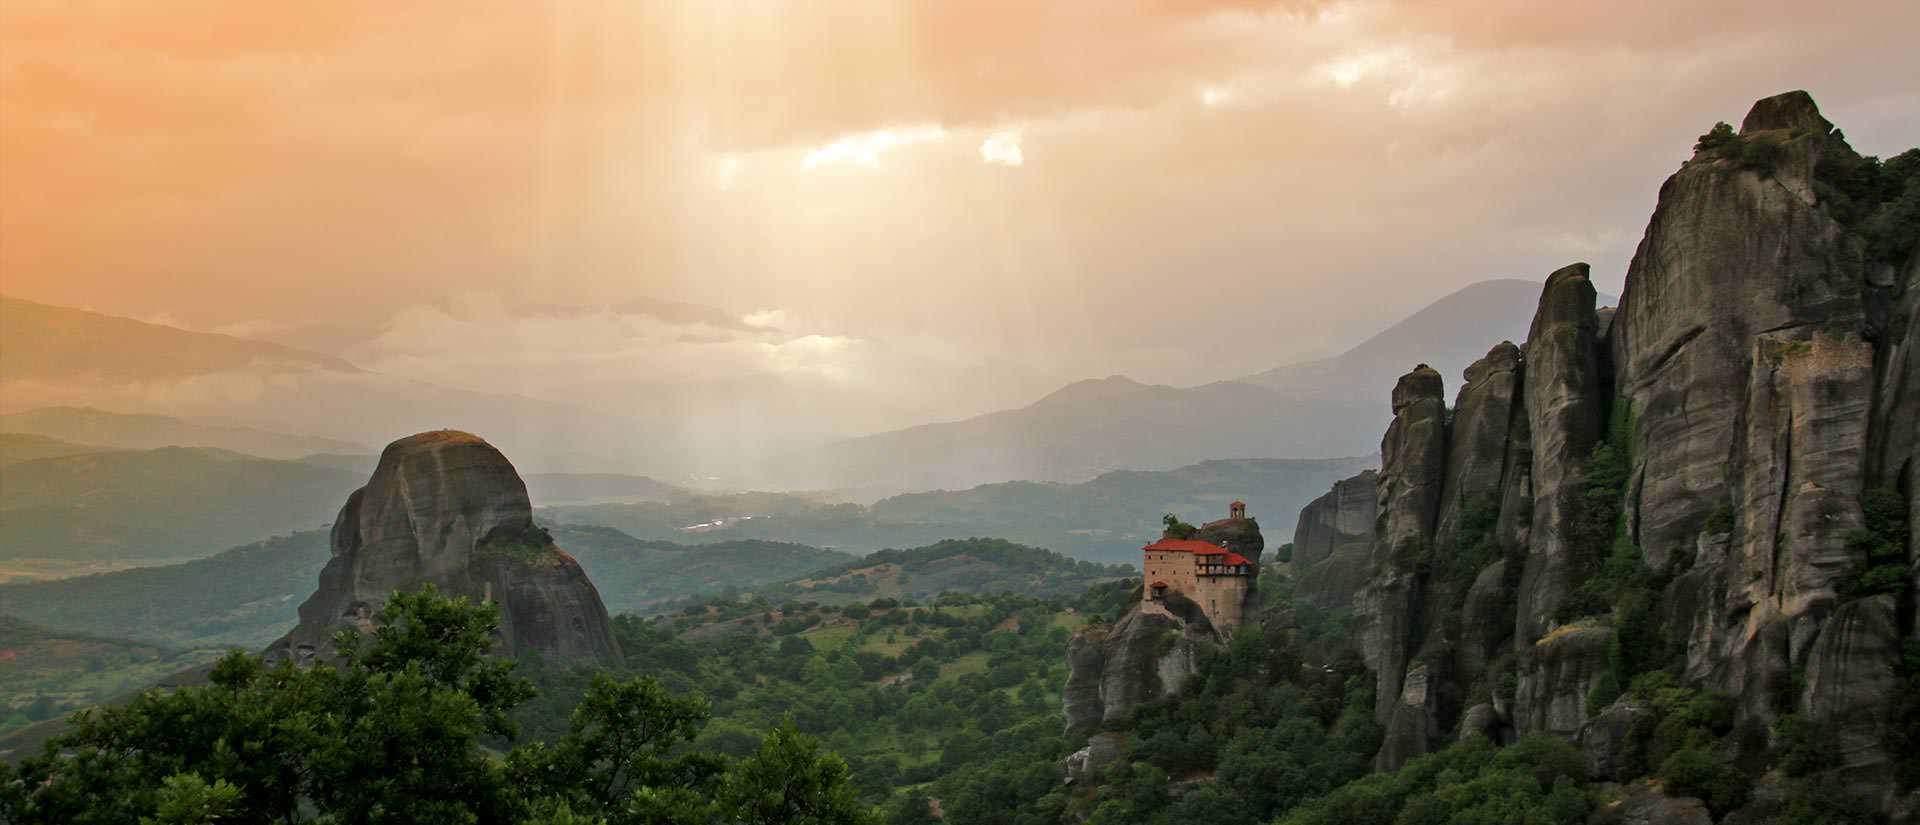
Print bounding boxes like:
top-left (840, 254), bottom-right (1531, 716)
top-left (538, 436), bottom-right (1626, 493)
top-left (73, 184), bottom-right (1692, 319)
top-left (1283, 90), bottom-right (1918, 813)
top-left (1291, 470), bottom-right (1377, 573)
top-left (1063, 520), bottom-right (1264, 762)
top-left (274, 430), bottom-right (623, 668)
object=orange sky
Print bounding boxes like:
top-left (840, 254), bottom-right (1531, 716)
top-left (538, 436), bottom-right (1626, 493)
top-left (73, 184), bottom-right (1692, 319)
top-left (2, 0), bottom-right (1917, 438)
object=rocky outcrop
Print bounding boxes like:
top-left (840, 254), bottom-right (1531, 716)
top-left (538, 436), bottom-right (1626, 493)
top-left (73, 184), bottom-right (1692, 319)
top-left (1600, 781), bottom-right (1715, 825)
top-left (1436, 342), bottom-right (1524, 548)
top-left (1296, 543), bottom-right (1370, 611)
top-left (1291, 470), bottom-right (1378, 573)
top-left (1580, 700), bottom-right (1655, 780)
top-left (1353, 366), bottom-right (1450, 770)
top-left (1063, 602), bottom-right (1210, 734)
top-left (1196, 517), bottom-right (1265, 565)
top-left (1513, 624), bottom-right (1612, 737)
top-left (1516, 264), bottom-right (1609, 643)
top-left (1803, 596), bottom-right (1903, 805)
top-left (274, 431), bottom-right (622, 668)
top-left (1290, 90), bottom-right (1919, 816)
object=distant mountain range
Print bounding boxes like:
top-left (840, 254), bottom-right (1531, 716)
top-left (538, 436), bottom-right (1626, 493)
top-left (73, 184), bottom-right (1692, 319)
top-left (0, 407), bottom-right (369, 459)
top-left (1242, 278), bottom-right (1616, 403)
top-left (0, 278), bottom-right (1573, 492)
top-left (0, 295), bottom-right (358, 383)
top-left (0, 446), bottom-right (362, 562)
top-left (792, 278), bottom-right (1599, 491)
top-left (0, 296), bottom-right (645, 473)
top-left (546, 455), bottom-right (1375, 565)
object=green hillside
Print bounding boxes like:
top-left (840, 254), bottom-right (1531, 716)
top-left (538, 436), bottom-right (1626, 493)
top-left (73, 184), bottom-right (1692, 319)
top-left (0, 531), bottom-right (334, 647)
top-left (0, 447), bottom-right (363, 562)
top-left (0, 615), bottom-right (226, 738)
top-left (0, 434), bottom-right (111, 467)
top-left (759, 538), bottom-right (1133, 605)
top-left (548, 525), bottom-right (855, 614)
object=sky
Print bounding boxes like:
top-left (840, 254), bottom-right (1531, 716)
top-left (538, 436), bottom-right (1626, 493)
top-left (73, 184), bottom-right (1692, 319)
top-left (3, 0), bottom-right (1918, 446)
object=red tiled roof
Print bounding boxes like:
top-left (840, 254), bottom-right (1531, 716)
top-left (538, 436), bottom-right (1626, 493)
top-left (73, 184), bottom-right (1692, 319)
top-left (1223, 553), bottom-right (1252, 566)
top-left (1150, 581), bottom-right (1168, 588)
top-left (1142, 538), bottom-right (1230, 554)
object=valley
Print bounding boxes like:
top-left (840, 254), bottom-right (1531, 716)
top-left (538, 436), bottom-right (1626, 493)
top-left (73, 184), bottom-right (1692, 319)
top-left (1, 76), bottom-right (1916, 825)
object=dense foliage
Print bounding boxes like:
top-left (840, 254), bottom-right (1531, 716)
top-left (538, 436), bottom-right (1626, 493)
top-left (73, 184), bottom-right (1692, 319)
top-left (1057, 629), bottom-right (1379, 825)
top-left (0, 587), bottom-right (873, 825)
top-left (508, 577), bottom-right (1142, 825)
top-left (1279, 736), bottom-right (1588, 825)
top-left (753, 538), bottom-right (1134, 605)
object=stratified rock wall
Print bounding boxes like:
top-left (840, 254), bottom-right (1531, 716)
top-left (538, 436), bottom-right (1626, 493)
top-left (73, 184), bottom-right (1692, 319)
top-left (1287, 91), bottom-right (1917, 814)
top-left (275, 431), bottom-right (622, 668)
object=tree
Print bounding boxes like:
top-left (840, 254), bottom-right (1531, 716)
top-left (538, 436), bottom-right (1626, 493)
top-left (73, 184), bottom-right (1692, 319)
top-left (2, 587), bottom-right (878, 825)
top-left (717, 720), bottom-right (876, 825)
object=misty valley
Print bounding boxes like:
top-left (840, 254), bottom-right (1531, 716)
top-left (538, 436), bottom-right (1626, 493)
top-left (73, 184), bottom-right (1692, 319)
top-left (2, 9), bottom-right (1919, 822)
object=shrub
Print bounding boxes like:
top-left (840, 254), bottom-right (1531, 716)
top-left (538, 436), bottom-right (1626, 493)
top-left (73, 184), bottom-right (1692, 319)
top-left (1774, 715), bottom-right (1840, 778)
top-left (1659, 747), bottom-right (1751, 818)
top-left (1696, 122), bottom-right (1739, 154)
top-left (1837, 487), bottom-right (1909, 598)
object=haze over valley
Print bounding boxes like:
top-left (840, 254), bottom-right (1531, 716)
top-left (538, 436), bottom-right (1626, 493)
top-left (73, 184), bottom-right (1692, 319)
top-left (2, 3), bottom-right (1918, 824)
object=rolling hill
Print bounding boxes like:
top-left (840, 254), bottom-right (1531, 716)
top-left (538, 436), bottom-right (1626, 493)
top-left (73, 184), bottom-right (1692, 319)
top-left (0, 447), bottom-right (364, 562)
top-left (0, 526), bottom-right (856, 648)
top-left (0, 434), bottom-right (111, 467)
top-left (0, 406), bottom-right (370, 459)
top-left (545, 455), bottom-right (1375, 565)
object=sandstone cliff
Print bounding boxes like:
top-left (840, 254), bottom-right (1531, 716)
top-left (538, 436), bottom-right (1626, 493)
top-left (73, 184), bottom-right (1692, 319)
top-left (274, 430), bottom-right (623, 668)
top-left (1287, 91), bottom-right (1918, 812)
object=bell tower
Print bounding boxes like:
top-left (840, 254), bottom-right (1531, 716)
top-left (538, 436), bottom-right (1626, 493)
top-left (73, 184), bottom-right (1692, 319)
top-left (1229, 500), bottom-right (1246, 520)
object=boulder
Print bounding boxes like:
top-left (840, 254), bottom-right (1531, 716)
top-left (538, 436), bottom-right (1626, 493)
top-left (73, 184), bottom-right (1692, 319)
top-left (1457, 702), bottom-right (1509, 744)
top-left (274, 431), bottom-right (622, 668)
top-left (1063, 732), bottom-right (1127, 786)
top-left (1579, 700), bottom-right (1655, 780)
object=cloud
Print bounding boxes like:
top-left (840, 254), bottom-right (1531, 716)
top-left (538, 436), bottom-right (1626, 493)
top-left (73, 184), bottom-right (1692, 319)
top-left (2, 0), bottom-right (1917, 421)
top-left (802, 125), bottom-right (948, 170)
top-left (979, 131), bottom-right (1024, 166)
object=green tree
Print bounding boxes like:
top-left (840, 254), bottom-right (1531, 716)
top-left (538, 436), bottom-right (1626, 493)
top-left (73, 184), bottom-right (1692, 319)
top-left (717, 719), bottom-right (876, 825)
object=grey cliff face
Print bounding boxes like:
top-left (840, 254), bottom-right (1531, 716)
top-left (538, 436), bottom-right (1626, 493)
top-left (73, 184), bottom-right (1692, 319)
top-left (1292, 470), bottom-right (1378, 573)
top-left (1516, 263), bottom-right (1607, 643)
top-left (275, 430), bottom-right (622, 668)
top-left (1276, 91), bottom-right (1917, 813)
top-left (1354, 365), bottom-right (1449, 769)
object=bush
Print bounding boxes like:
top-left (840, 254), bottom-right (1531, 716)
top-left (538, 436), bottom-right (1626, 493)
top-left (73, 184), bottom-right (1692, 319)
top-left (1774, 715), bottom-right (1840, 778)
top-left (1696, 122), bottom-right (1739, 153)
top-left (1837, 488), bottom-right (1910, 598)
top-left (1659, 747), bottom-right (1751, 818)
